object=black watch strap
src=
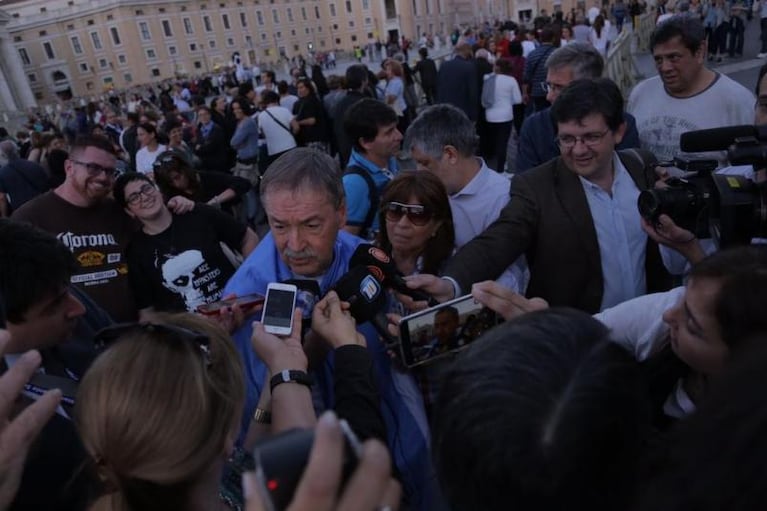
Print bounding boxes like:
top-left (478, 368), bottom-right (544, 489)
top-left (269, 369), bottom-right (313, 394)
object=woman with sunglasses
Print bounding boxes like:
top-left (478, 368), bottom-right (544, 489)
top-left (376, 172), bottom-right (455, 415)
top-left (76, 313), bottom-right (249, 510)
top-left (152, 151), bottom-right (250, 217)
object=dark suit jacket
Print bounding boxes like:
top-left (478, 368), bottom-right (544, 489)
top-left (195, 123), bottom-right (231, 173)
top-left (436, 56), bottom-right (479, 121)
top-left (444, 149), bottom-right (672, 313)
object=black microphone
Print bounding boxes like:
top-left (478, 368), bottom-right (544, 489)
top-left (349, 244), bottom-right (437, 306)
top-left (282, 279), bottom-right (322, 316)
top-left (332, 266), bottom-right (397, 345)
top-left (679, 125), bottom-right (762, 153)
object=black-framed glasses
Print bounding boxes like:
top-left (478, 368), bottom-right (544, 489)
top-left (555, 129), bottom-right (611, 149)
top-left (70, 159), bottom-right (117, 178)
top-left (125, 183), bottom-right (157, 206)
top-left (383, 201), bottom-right (433, 226)
top-left (94, 322), bottom-right (211, 366)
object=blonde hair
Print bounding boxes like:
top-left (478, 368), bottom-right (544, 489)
top-left (76, 313), bottom-right (245, 511)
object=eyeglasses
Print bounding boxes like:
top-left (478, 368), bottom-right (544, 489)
top-left (555, 129), bottom-right (611, 149)
top-left (125, 183), bottom-right (157, 206)
top-left (70, 159), bottom-right (117, 178)
top-left (93, 322), bottom-right (211, 366)
top-left (383, 201), bottom-right (433, 226)
top-left (542, 81), bottom-right (566, 95)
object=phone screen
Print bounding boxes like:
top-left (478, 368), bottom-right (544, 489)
top-left (399, 295), bottom-right (501, 368)
top-left (263, 288), bottom-right (297, 329)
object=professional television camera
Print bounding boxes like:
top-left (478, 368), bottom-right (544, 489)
top-left (637, 125), bottom-right (767, 248)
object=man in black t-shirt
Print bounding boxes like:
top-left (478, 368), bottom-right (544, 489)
top-left (114, 172), bottom-right (259, 319)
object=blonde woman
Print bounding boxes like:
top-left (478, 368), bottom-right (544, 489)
top-left (76, 313), bottom-right (247, 511)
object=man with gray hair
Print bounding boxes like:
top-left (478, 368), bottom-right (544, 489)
top-left (516, 42), bottom-right (640, 173)
top-left (222, 147), bottom-right (436, 510)
top-left (405, 104), bottom-right (528, 292)
top-left (0, 140), bottom-right (49, 217)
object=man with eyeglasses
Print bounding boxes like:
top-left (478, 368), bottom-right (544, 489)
top-left (516, 43), bottom-right (640, 173)
top-left (408, 79), bottom-right (672, 314)
top-left (13, 135), bottom-right (139, 322)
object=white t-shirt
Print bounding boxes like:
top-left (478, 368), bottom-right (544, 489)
top-left (627, 73), bottom-right (755, 162)
top-left (135, 144), bottom-right (168, 174)
top-left (258, 106), bottom-right (297, 156)
top-left (522, 40), bottom-right (537, 58)
top-left (595, 286), bottom-right (695, 418)
top-left (280, 95), bottom-right (299, 113)
top-left (484, 74), bottom-right (522, 123)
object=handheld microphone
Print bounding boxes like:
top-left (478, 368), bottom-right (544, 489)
top-left (679, 125), bottom-right (767, 153)
top-left (332, 266), bottom-right (398, 345)
top-left (349, 244), bottom-right (437, 306)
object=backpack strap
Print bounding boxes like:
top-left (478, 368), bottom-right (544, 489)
top-left (344, 164), bottom-right (379, 239)
top-left (618, 148), bottom-right (658, 191)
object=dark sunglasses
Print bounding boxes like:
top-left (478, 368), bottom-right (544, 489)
top-left (93, 322), bottom-right (211, 366)
top-left (152, 153), bottom-right (183, 171)
top-left (383, 201), bottom-right (433, 226)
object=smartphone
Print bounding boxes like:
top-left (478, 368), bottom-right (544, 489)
top-left (398, 294), bottom-right (501, 368)
top-left (253, 420), bottom-right (362, 511)
top-left (196, 293), bottom-right (265, 315)
top-left (262, 283), bottom-right (298, 335)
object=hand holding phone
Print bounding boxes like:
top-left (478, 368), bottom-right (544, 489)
top-left (196, 293), bottom-right (265, 316)
top-left (263, 283), bottom-right (298, 336)
top-left (310, 291), bottom-right (366, 349)
top-left (251, 306), bottom-right (307, 374)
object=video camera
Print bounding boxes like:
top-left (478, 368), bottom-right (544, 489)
top-left (637, 124), bottom-right (767, 248)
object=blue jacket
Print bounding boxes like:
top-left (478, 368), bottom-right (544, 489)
top-left (224, 231), bottom-right (437, 510)
top-left (516, 108), bottom-right (642, 173)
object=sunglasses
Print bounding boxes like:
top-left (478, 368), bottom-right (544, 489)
top-left (93, 322), bottom-right (211, 366)
top-left (383, 201), bottom-right (433, 226)
top-left (152, 153), bottom-right (183, 170)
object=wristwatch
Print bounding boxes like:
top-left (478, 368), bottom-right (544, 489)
top-left (252, 407), bottom-right (272, 424)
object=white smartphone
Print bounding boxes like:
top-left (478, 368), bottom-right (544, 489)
top-left (262, 283), bottom-right (298, 336)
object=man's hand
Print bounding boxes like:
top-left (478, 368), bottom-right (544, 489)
top-left (251, 308), bottom-right (307, 373)
top-left (167, 195), bottom-right (195, 214)
top-left (201, 293), bottom-right (262, 334)
top-left (0, 331), bottom-right (62, 509)
top-left (471, 281), bottom-right (548, 321)
top-left (641, 214), bottom-right (706, 264)
top-left (402, 274), bottom-right (455, 309)
top-left (243, 411), bottom-right (401, 511)
top-left (311, 291), bottom-right (366, 349)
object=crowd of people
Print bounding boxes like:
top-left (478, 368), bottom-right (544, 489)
top-left (0, 10), bottom-right (766, 511)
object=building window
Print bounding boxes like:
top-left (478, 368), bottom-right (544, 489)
top-left (66, 24), bottom-right (74, 30)
top-left (203, 15), bottom-right (213, 31)
top-left (90, 32), bottom-right (102, 50)
top-left (348, 20), bottom-right (354, 28)
top-left (209, 40), bottom-right (217, 48)
top-left (99, 58), bottom-right (108, 69)
top-left (301, 7), bottom-right (307, 20)
top-left (287, 7), bottom-right (293, 22)
top-left (189, 43), bottom-right (198, 51)
top-left (158, 7), bottom-right (166, 13)
top-left (169, 45), bottom-right (178, 56)
top-left (135, 9), bottom-right (144, 15)
top-left (118, 54), bottom-right (127, 64)
top-left (184, 18), bottom-right (194, 34)
top-left (365, 17), bottom-right (372, 25)
top-left (261, 33), bottom-right (267, 41)
top-left (256, 11), bottom-right (264, 25)
top-left (139, 22), bottom-right (151, 41)
top-left (222, 13), bottom-right (231, 29)
top-left (363, 0), bottom-right (370, 8)
top-left (245, 35), bottom-right (253, 47)
top-left (71, 36), bottom-right (83, 54)
top-left (276, 31), bottom-right (282, 39)
top-left (226, 37), bottom-right (235, 47)
top-left (43, 41), bottom-right (55, 59)
top-left (110, 27), bottom-right (121, 45)
top-left (79, 62), bottom-right (89, 72)
top-left (330, 3), bottom-right (336, 16)
top-left (194, 61), bottom-right (202, 69)
top-left (291, 29), bottom-right (296, 36)
top-left (305, 27), bottom-right (310, 35)
top-left (13, 36), bottom-right (21, 42)
top-left (272, 9), bottom-right (279, 23)
top-left (351, 35), bottom-right (357, 42)
top-left (39, 30), bottom-right (47, 36)
top-left (146, 48), bottom-right (157, 59)
top-left (152, 68), bottom-right (161, 77)
top-left (240, 12), bottom-right (247, 27)
top-left (315, 5), bottom-right (320, 18)
top-left (103, 77), bottom-right (114, 85)
top-left (27, 73), bottom-right (37, 83)
top-left (124, 73), bottom-right (133, 83)
top-left (162, 20), bottom-right (173, 37)
top-left (107, 14), bottom-right (113, 20)
top-left (346, 1), bottom-right (352, 13)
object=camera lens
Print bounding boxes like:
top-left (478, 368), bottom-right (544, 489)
top-left (637, 190), bottom-right (661, 222)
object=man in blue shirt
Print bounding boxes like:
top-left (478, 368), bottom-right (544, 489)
top-left (341, 98), bottom-right (401, 240)
top-left (516, 43), bottom-right (641, 173)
